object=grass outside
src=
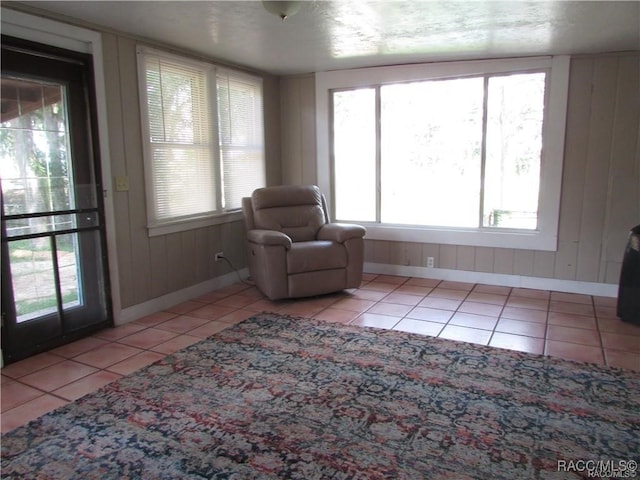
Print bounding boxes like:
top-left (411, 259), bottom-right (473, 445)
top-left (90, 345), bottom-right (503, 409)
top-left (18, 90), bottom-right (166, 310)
top-left (8, 240), bottom-right (80, 321)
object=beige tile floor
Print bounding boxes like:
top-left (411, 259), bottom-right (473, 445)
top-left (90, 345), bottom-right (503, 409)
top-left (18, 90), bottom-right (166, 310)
top-left (2, 273), bottom-right (639, 433)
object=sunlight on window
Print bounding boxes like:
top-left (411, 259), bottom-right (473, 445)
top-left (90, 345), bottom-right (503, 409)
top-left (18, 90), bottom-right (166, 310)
top-left (331, 71), bottom-right (547, 232)
top-left (0, 80), bottom-right (81, 322)
top-left (484, 73), bottom-right (546, 229)
top-left (217, 73), bottom-right (266, 210)
top-left (333, 89), bottom-right (376, 221)
top-left (144, 57), bottom-right (215, 221)
top-left (381, 78), bottom-right (483, 227)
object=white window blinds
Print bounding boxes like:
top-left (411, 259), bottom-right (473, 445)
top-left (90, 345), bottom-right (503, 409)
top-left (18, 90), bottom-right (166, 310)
top-left (142, 53), bottom-right (216, 223)
top-left (138, 47), bottom-right (266, 232)
top-left (216, 70), bottom-right (266, 210)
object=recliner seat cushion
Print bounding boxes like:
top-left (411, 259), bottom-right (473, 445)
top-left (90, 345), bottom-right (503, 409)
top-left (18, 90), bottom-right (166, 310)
top-left (287, 241), bottom-right (347, 274)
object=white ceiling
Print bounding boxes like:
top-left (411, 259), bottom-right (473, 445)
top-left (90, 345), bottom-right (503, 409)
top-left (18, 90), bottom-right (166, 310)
top-left (9, 1), bottom-right (640, 75)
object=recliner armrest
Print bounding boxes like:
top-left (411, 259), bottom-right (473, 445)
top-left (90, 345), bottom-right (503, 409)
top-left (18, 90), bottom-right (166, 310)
top-left (317, 223), bottom-right (366, 243)
top-left (247, 229), bottom-right (293, 249)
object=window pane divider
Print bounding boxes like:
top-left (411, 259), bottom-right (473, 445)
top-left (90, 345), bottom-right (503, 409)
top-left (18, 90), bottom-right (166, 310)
top-left (209, 66), bottom-right (224, 213)
top-left (478, 75), bottom-right (489, 229)
top-left (375, 85), bottom-right (382, 224)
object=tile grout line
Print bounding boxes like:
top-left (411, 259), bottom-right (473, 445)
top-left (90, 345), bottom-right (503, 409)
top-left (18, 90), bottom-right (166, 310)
top-left (592, 295), bottom-right (608, 365)
top-left (485, 289), bottom-right (509, 349)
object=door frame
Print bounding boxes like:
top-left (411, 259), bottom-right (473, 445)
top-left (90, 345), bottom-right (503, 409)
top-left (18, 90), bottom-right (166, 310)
top-left (1, 8), bottom-right (122, 365)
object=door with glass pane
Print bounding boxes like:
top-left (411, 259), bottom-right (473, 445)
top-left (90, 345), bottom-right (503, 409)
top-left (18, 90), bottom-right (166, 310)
top-left (1, 37), bottom-right (112, 364)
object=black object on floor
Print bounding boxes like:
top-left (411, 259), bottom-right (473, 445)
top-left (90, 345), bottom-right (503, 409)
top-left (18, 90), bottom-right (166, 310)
top-left (617, 224), bottom-right (640, 325)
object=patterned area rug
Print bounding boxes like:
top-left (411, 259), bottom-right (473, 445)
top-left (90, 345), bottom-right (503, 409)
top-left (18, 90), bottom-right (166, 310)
top-left (2, 313), bottom-right (639, 479)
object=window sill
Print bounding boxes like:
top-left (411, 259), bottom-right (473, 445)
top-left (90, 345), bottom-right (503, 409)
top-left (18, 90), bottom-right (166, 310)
top-left (148, 210), bottom-right (244, 237)
top-left (362, 223), bottom-right (558, 251)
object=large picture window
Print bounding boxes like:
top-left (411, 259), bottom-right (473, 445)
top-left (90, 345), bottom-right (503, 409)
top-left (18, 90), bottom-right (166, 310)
top-left (333, 72), bottom-right (546, 229)
top-left (138, 47), bottom-right (265, 235)
top-left (318, 57), bottom-right (569, 251)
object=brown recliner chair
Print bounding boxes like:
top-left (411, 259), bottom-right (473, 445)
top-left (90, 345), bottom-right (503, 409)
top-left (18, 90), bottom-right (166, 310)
top-left (242, 185), bottom-right (366, 300)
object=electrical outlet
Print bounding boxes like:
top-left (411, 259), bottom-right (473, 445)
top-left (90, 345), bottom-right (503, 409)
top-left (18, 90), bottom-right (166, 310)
top-left (427, 256), bottom-right (435, 268)
top-left (215, 252), bottom-right (224, 262)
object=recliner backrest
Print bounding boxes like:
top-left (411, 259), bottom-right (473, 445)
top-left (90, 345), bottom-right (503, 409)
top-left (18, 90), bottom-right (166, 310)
top-left (251, 185), bottom-right (326, 242)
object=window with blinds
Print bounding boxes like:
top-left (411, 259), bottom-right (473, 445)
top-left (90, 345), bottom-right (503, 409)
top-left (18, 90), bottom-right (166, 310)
top-left (217, 70), bottom-right (266, 210)
top-left (137, 47), bottom-right (265, 234)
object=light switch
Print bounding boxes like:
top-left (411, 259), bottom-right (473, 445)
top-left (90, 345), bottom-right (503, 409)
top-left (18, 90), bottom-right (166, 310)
top-left (115, 175), bottom-right (129, 192)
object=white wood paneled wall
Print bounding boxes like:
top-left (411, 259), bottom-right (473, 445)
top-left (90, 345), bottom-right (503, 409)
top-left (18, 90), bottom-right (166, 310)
top-left (280, 74), bottom-right (317, 185)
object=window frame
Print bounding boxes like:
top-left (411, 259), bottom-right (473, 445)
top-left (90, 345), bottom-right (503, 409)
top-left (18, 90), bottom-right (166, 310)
top-left (137, 46), bottom-right (265, 237)
top-left (316, 56), bottom-right (570, 251)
